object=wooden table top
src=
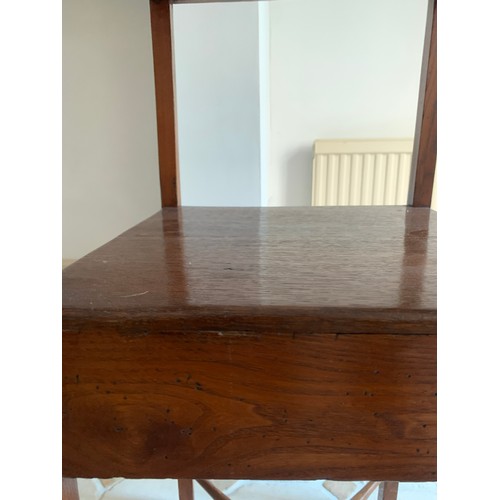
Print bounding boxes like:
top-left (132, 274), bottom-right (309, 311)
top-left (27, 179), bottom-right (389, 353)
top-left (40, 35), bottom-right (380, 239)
top-left (63, 206), bottom-right (436, 481)
top-left (63, 206), bottom-right (436, 336)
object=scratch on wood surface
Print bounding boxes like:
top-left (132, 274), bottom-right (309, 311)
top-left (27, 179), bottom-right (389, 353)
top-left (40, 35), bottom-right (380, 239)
top-left (120, 291), bottom-right (150, 298)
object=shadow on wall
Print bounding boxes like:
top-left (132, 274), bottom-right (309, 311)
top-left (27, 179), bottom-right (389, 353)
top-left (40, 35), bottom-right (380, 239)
top-left (284, 146), bottom-right (313, 206)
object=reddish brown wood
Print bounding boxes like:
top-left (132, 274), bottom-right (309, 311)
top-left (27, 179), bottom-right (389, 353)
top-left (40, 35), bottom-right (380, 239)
top-left (65, 0), bottom-right (438, 487)
top-left (400, 209), bottom-right (431, 309)
top-left (62, 478), bottom-right (79, 500)
top-left (150, 0), bottom-right (179, 207)
top-left (178, 479), bottom-right (194, 500)
top-left (378, 481), bottom-right (399, 500)
top-left (196, 480), bottom-right (231, 500)
top-left (411, 0), bottom-right (437, 207)
top-left (62, 208), bottom-right (436, 482)
top-left (62, 207), bottom-right (436, 336)
top-left (352, 482), bottom-right (381, 500)
top-left (62, 328), bottom-right (436, 480)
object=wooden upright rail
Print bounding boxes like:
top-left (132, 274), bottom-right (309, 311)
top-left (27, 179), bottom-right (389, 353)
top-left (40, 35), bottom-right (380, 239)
top-left (150, 0), bottom-right (179, 207)
top-left (410, 0), bottom-right (437, 207)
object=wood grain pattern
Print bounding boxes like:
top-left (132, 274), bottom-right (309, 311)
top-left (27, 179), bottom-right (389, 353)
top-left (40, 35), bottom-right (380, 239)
top-left (62, 207), bottom-right (436, 482)
top-left (410, 0), bottom-right (437, 207)
top-left (63, 207), bottom-right (436, 336)
top-left (63, 328), bottom-right (436, 480)
top-left (66, 0), bottom-right (438, 487)
top-left (150, 0), bottom-right (179, 207)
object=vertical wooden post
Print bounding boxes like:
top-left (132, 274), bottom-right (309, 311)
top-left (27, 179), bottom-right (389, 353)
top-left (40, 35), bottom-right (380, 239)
top-left (409, 0), bottom-right (437, 207)
top-left (378, 481), bottom-right (399, 500)
top-left (150, 0), bottom-right (179, 207)
top-left (178, 479), bottom-right (194, 500)
top-left (62, 478), bottom-right (79, 500)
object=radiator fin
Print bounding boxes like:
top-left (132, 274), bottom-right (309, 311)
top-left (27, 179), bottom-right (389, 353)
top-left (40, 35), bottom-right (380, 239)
top-left (312, 139), bottom-right (413, 206)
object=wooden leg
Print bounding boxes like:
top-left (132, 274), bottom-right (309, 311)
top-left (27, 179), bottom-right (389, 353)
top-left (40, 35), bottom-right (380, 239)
top-left (62, 478), bottom-right (79, 500)
top-left (352, 481), bottom-right (382, 500)
top-left (377, 481), bottom-right (399, 500)
top-left (196, 480), bottom-right (231, 500)
top-left (178, 479), bottom-right (194, 500)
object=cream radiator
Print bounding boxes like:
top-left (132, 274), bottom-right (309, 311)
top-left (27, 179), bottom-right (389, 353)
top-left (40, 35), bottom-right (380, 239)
top-left (312, 139), bottom-right (413, 206)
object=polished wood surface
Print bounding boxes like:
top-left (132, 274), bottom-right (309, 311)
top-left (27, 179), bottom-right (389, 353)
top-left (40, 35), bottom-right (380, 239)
top-left (411, 0), bottom-right (437, 207)
top-left (66, 0), bottom-right (437, 492)
top-left (63, 207), bottom-right (436, 481)
top-left (150, 0), bottom-right (179, 207)
top-left (63, 207), bottom-right (436, 335)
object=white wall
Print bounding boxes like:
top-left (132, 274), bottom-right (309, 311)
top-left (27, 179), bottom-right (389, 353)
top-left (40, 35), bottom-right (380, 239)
top-left (63, 0), bottom-right (428, 259)
top-left (63, 0), bottom-right (263, 260)
top-left (267, 0), bottom-right (428, 206)
top-left (63, 0), bottom-right (161, 259)
top-left (173, 2), bottom-right (261, 207)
